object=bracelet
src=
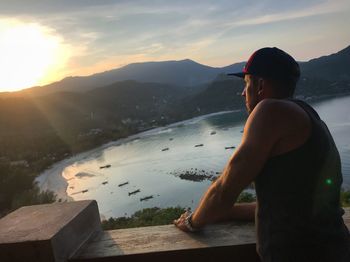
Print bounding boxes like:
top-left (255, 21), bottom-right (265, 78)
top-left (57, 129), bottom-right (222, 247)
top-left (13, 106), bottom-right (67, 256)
top-left (184, 212), bottom-right (200, 232)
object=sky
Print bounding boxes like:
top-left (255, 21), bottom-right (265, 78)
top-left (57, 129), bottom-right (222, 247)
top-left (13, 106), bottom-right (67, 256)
top-left (0, 0), bottom-right (349, 91)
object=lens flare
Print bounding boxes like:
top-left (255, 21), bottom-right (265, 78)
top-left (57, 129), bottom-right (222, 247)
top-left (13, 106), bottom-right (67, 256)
top-left (325, 178), bottom-right (333, 185)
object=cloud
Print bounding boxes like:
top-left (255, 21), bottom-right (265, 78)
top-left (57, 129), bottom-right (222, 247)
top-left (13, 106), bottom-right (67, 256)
top-left (0, 0), bottom-right (122, 15)
top-left (229, 0), bottom-right (349, 27)
top-left (0, 0), bottom-right (349, 82)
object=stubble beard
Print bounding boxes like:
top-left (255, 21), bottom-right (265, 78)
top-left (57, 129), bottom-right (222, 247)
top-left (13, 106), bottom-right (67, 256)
top-left (245, 101), bottom-right (253, 115)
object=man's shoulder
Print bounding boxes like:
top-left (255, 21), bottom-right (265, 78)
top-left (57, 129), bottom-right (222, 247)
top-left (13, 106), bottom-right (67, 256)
top-left (255, 98), bottom-right (300, 110)
top-left (240, 99), bottom-right (312, 158)
top-left (253, 98), bottom-right (309, 121)
top-left (248, 98), bottom-right (311, 138)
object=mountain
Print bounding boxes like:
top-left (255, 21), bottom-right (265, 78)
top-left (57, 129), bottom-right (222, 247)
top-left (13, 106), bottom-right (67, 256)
top-left (181, 79), bottom-right (245, 116)
top-left (5, 45), bottom-right (349, 98)
top-left (186, 45), bottom-right (350, 113)
top-left (300, 45), bottom-right (350, 81)
top-left (0, 79), bottom-right (189, 170)
top-left (1, 45), bottom-right (349, 140)
top-left (2, 45), bottom-right (348, 141)
top-left (20, 60), bottom-right (245, 96)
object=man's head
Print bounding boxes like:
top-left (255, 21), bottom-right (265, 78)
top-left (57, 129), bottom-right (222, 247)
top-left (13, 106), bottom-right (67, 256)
top-left (229, 47), bottom-right (300, 113)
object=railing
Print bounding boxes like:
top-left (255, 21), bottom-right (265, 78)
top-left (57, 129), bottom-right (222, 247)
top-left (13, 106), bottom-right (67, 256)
top-left (0, 200), bottom-right (349, 262)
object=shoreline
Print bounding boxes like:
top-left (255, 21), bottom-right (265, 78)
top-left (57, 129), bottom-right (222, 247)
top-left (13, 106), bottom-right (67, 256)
top-left (35, 92), bottom-right (350, 202)
top-left (35, 109), bottom-right (242, 201)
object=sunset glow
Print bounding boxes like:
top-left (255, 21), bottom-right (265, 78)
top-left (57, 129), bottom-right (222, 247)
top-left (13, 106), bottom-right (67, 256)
top-left (0, 1), bottom-right (349, 92)
top-left (0, 21), bottom-right (70, 92)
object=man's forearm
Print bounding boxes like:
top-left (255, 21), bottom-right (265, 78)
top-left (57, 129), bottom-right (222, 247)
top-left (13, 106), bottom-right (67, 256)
top-left (229, 202), bottom-right (256, 221)
top-left (191, 178), bottom-right (234, 228)
top-left (190, 150), bottom-right (255, 228)
top-left (192, 193), bottom-right (256, 228)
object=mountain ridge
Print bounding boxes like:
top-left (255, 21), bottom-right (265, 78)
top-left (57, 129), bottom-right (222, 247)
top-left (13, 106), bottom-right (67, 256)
top-left (17, 59), bottom-right (245, 96)
top-left (300, 45), bottom-right (350, 81)
top-left (2, 44), bottom-right (349, 98)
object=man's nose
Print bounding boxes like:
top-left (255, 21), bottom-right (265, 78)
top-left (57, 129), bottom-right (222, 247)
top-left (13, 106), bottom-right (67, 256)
top-left (241, 88), bottom-right (246, 97)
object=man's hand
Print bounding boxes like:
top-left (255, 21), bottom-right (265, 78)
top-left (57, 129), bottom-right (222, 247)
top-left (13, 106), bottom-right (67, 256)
top-left (173, 211), bottom-right (191, 232)
top-left (173, 211), bottom-right (200, 232)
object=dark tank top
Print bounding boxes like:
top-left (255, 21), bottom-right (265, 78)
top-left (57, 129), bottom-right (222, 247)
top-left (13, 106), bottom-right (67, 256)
top-left (255, 99), bottom-right (350, 262)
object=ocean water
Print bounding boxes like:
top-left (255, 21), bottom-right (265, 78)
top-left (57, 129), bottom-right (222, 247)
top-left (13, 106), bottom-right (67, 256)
top-left (313, 95), bottom-right (350, 186)
top-left (49, 95), bottom-right (350, 218)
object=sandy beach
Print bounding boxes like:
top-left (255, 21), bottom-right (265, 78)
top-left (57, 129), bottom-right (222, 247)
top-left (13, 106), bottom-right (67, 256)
top-left (35, 158), bottom-right (73, 201)
top-left (34, 133), bottom-right (145, 201)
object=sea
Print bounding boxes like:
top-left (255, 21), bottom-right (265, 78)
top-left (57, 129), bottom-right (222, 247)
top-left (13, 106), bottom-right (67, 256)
top-left (39, 95), bottom-right (350, 218)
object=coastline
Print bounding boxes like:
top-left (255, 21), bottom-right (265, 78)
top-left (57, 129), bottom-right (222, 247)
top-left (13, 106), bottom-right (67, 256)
top-left (35, 131), bottom-right (147, 201)
top-left (35, 109), bottom-right (242, 201)
top-left (35, 92), bottom-right (350, 202)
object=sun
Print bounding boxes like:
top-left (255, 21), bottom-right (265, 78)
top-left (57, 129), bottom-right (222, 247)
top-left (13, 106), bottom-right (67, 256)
top-left (0, 20), bottom-right (70, 92)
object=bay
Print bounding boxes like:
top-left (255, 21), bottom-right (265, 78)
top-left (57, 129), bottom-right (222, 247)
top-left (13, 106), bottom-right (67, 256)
top-left (37, 95), bottom-right (350, 218)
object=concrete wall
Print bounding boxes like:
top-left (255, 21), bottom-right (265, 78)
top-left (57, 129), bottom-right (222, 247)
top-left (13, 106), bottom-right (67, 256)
top-left (0, 200), bottom-right (101, 262)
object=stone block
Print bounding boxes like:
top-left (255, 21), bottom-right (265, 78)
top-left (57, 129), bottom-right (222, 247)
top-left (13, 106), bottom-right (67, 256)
top-left (0, 200), bottom-right (101, 262)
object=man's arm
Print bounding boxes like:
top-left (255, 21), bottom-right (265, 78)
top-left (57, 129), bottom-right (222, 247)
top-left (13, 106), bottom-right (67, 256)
top-left (230, 202), bottom-right (256, 221)
top-left (174, 100), bottom-right (286, 230)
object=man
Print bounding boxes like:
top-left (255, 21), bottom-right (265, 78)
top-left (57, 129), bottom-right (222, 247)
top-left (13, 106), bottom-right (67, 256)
top-left (174, 47), bottom-right (350, 261)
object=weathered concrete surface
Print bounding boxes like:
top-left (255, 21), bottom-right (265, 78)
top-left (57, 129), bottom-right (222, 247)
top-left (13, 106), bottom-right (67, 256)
top-left (0, 200), bottom-right (101, 262)
top-left (71, 222), bottom-right (259, 262)
top-left (71, 208), bottom-right (350, 262)
top-left (0, 201), bottom-right (348, 262)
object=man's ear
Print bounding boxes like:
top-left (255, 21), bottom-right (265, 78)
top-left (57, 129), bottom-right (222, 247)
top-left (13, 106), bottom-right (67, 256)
top-left (258, 78), bottom-right (264, 96)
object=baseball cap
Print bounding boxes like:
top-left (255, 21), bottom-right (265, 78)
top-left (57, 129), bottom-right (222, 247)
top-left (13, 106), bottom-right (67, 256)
top-left (228, 47), bottom-right (300, 82)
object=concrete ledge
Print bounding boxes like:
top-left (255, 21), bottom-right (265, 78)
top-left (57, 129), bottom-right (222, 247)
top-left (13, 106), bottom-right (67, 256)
top-left (0, 200), bottom-right (101, 262)
top-left (1, 201), bottom-right (349, 262)
top-left (71, 207), bottom-right (350, 262)
top-left (71, 222), bottom-right (260, 262)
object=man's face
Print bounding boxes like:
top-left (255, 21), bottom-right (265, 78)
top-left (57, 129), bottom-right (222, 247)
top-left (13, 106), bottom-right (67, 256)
top-left (242, 75), bottom-right (260, 114)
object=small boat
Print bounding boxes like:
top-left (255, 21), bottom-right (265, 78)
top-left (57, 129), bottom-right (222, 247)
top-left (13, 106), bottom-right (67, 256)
top-left (225, 146), bottom-right (236, 149)
top-left (210, 131), bottom-right (216, 135)
top-left (161, 148), bottom-right (169, 151)
top-left (118, 182), bottom-right (129, 187)
top-left (169, 138), bottom-right (174, 141)
top-left (102, 181), bottom-right (108, 185)
top-left (100, 164), bottom-right (111, 169)
top-left (140, 195), bottom-right (153, 201)
top-left (82, 189), bottom-right (88, 193)
top-left (195, 144), bottom-right (204, 147)
top-left (128, 189), bottom-right (141, 196)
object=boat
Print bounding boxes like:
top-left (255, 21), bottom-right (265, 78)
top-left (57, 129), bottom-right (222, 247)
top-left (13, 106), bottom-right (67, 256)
top-left (210, 131), bottom-right (216, 135)
top-left (82, 189), bottom-right (88, 193)
top-left (225, 146), bottom-right (236, 149)
top-left (100, 164), bottom-right (111, 169)
top-left (118, 182), bottom-right (129, 187)
top-left (194, 144), bottom-right (204, 147)
top-left (128, 189), bottom-right (141, 196)
top-left (102, 181), bottom-right (108, 185)
top-left (161, 148), bottom-right (169, 151)
top-left (140, 195), bottom-right (153, 201)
